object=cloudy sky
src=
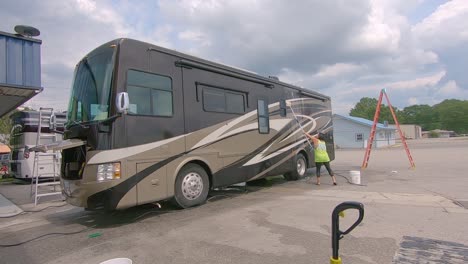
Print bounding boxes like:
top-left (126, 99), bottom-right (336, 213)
top-left (2, 0), bottom-right (468, 114)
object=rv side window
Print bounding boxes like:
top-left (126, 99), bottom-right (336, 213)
top-left (203, 86), bottom-right (245, 114)
top-left (257, 99), bottom-right (270, 134)
top-left (126, 70), bottom-right (173, 117)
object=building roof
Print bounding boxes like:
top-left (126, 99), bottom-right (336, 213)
top-left (333, 114), bottom-right (395, 130)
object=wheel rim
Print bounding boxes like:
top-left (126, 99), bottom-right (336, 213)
top-left (181, 172), bottom-right (204, 200)
top-left (297, 157), bottom-right (306, 176)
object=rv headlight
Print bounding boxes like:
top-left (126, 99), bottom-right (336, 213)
top-left (97, 163), bottom-right (121, 182)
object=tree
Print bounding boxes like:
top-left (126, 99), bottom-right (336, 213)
top-left (0, 114), bottom-right (13, 145)
top-left (0, 107), bottom-right (35, 145)
top-left (349, 97), bottom-right (402, 124)
top-left (433, 99), bottom-right (468, 134)
top-left (350, 97), bottom-right (468, 134)
top-left (428, 131), bottom-right (440, 138)
top-left (0, 113), bottom-right (13, 135)
top-left (400, 104), bottom-right (438, 131)
top-left (349, 97), bottom-right (377, 120)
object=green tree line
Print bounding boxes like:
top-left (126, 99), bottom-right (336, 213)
top-left (349, 98), bottom-right (468, 134)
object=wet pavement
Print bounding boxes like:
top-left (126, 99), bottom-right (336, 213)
top-left (0, 138), bottom-right (467, 264)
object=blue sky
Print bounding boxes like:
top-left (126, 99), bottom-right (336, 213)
top-left (1, 0), bottom-right (467, 114)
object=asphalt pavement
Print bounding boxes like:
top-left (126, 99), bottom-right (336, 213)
top-left (0, 138), bottom-right (467, 264)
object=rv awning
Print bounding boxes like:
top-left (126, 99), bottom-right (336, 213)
top-left (29, 139), bottom-right (86, 153)
top-left (0, 84), bottom-right (42, 118)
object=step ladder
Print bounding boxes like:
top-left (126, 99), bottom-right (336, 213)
top-left (30, 107), bottom-right (62, 205)
top-left (361, 89), bottom-right (415, 169)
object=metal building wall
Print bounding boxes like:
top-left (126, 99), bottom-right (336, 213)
top-left (0, 31), bottom-right (42, 118)
top-left (333, 115), bottom-right (396, 149)
top-left (0, 33), bottom-right (41, 87)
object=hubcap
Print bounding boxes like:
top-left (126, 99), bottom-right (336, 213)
top-left (182, 172), bottom-right (204, 200)
top-left (297, 158), bottom-right (306, 176)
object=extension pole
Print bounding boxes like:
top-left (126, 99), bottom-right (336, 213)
top-left (286, 101), bottom-right (315, 150)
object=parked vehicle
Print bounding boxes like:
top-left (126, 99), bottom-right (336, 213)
top-left (9, 111), bottom-right (66, 180)
top-left (58, 38), bottom-right (334, 210)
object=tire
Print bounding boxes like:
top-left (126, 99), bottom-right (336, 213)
top-left (173, 164), bottom-right (210, 208)
top-left (284, 153), bottom-right (307, 181)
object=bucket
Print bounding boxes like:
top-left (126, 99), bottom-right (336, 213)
top-left (99, 258), bottom-right (132, 264)
top-left (349, 171), bottom-right (361, 185)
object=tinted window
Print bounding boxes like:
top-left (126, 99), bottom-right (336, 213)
top-left (152, 90), bottom-right (172, 116)
top-left (226, 92), bottom-right (244, 114)
top-left (127, 85), bottom-right (151, 115)
top-left (202, 86), bottom-right (245, 114)
top-left (128, 70), bottom-right (171, 91)
top-left (204, 88), bottom-right (225, 112)
top-left (126, 70), bottom-right (173, 116)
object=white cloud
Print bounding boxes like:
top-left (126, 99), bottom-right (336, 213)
top-left (440, 80), bottom-right (458, 93)
top-left (408, 97), bottom-right (419, 105)
top-left (76, 0), bottom-right (96, 12)
top-left (315, 63), bottom-right (365, 78)
top-left (178, 30), bottom-right (211, 47)
top-left (433, 80), bottom-right (468, 104)
top-left (413, 0), bottom-right (468, 48)
top-left (387, 71), bottom-right (445, 90)
top-left (350, 0), bottom-right (403, 54)
top-left (1, 0), bottom-right (467, 115)
top-left (328, 71), bottom-right (447, 113)
top-left (0, 0), bottom-right (175, 110)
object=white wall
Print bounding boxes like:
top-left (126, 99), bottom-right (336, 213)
top-left (333, 116), bottom-right (396, 149)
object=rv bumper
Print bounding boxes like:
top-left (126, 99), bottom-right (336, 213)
top-left (62, 179), bottom-right (118, 210)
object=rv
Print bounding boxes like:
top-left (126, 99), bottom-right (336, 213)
top-left (9, 111), bottom-right (66, 180)
top-left (59, 38), bottom-right (334, 210)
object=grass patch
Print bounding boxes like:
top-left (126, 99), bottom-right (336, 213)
top-left (0, 178), bottom-right (15, 183)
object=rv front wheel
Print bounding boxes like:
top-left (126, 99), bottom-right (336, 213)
top-left (284, 153), bottom-right (307, 181)
top-left (174, 164), bottom-right (209, 208)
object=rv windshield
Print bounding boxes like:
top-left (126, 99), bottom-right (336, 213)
top-left (67, 45), bottom-right (116, 124)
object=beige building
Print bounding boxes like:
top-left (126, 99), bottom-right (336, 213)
top-left (391, 124), bottom-right (422, 139)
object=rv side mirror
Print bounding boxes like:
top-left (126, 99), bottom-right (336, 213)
top-left (116, 92), bottom-right (129, 114)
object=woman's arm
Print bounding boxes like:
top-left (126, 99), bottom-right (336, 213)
top-left (305, 133), bottom-right (319, 148)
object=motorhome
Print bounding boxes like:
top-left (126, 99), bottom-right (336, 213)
top-left (59, 38), bottom-right (334, 210)
top-left (9, 111), bottom-right (66, 180)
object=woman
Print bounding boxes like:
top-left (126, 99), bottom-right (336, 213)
top-left (305, 132), bottom-right (337, 185)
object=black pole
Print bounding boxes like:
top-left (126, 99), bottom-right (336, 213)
top-left (331, 202), bottom-right (365, 260)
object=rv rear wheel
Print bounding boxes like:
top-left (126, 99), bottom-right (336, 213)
top-left (284, 153), bottom-right (307, 181)
top-left (173, 164), bottom-right (209, 208)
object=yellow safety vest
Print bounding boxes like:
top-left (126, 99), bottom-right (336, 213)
top-left (315, 140), bottom-right (330, 162)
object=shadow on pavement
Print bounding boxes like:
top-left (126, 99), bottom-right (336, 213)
top-left (43, 175), bottom-right (293, 229)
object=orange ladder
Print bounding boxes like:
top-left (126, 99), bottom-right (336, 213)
top-left (361, 89), bottom-right (415, 169)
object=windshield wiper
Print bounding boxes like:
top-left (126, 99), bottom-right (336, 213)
top-left (66, 120), bottom-right (90, 129)
top-left (99, 113), bottom-right (122, 125)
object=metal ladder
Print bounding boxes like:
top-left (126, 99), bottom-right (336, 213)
top-left (30, 107), bottom-right (62, 206)
top-left (361, 89), bottom-right (415, 169)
